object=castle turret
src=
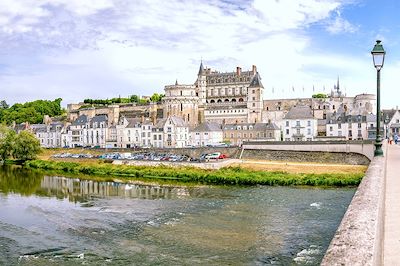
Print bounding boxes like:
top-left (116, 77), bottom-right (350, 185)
top-left (247, 72), bottom-right (264, 123)
top-left (196, 61), bottom-right (207, 104)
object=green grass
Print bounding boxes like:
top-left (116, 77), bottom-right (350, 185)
top-left (25, 160), bottom-right (364, 187)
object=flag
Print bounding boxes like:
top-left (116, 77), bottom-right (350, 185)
top-left (292, 86), bottom-right (295, 92)
top-left (313, 85), bottom-right (315, 92)
top-left (302, 86), bottom-right (304, 92)
top-left (272, 87), bottom-right (274, 93)
top-left (323, 86), bottom-right (326, 91)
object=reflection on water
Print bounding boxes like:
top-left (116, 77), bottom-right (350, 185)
top-left (0, 166), bottom-right (355, 265)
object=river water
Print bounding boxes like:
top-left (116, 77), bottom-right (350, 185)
top-left (0, 166), bottom-right (355, 265)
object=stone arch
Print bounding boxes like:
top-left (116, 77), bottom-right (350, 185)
top-left (239, 98), bottom-right (244, 102)
top-left (217, 99), bottom-right (222, 103)
top-left (232, 99), bottom-right (237, 102)
top-left (224, 99), bottom-right (229, 102)
top-left (210, 100), bottom-right (215, 103)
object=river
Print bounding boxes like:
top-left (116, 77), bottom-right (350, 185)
top-left (0, 166), bottom-right (355, 265)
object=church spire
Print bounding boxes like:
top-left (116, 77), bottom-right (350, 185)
top-left (336, 76), bottom-right (340, 93)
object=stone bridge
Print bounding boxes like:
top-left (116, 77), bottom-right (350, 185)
top-left (242, 140), bottom-right (375, 161)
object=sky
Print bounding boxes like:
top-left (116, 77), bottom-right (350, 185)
top-left (0, 0), bottom-right (399, 108)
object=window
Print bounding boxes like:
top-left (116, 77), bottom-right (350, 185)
top-left (167, 127), bottom-right (171, 132)
top-left (307, 121), bottom-right (311, 126)
top-left (358, 123), bottom-right (361, 128)
top-left (252, 97), bottom-right (255, 100)
top-left (307, 128), bottom-right (311, 135)
top-left (252, 90), bottom-right (255, 93)
top-left (330, 126), bottom-right (333, 131)
top-left (296, 121), bottom-right (300, 126)
top-left (338, 131), bottom-right (342, 136)
top-left (286, 129), bottom-right (289, 134)
top-left (286, 121), bottom-right (289, 127)
top-left (338, 124), bottom-right (342, 129)
top-left (296, 128), bottom-right (301, 134)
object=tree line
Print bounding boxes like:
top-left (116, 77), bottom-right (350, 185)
top-left (0, 126), bottom-right (41, 162)
top-left (83, 93), bottom-right (164, 105)
top-left (0, 98), bottom-right (63, 125)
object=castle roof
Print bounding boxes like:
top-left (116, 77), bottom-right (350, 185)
top-left (198, 61), bottom-right (204, 75)
top-left (249, 72), bottom-right (263, 88)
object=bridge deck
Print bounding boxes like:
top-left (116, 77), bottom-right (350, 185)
top-left (384, 144), bottom-right (400, 265)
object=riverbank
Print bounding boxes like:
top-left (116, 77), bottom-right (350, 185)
top-left (25, 159), bottom-right (364, 187)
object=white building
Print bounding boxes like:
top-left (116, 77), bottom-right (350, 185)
top-left (283, 105), bottom-right (318, 141)
top-left (33, 122), bottom-right (64, 148)
top-left (156, 116), bottom-right (189, 148)
top-left (115, 116), bottom-right (142, 148)
top-left (326, 114), bottom-right (368, 140)
top-left (68, 115), bottom-right (88, 147)
top-left (191, 122), bottom-right (223, 147)
top-left (85, 115), bottom-right (108, 148)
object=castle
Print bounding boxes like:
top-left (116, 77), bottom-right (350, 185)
top-left (63, 62), bottom-right (377, 144)
top-left (163, 62), bottom-right (263, 128)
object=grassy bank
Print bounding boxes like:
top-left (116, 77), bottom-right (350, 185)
top-left (25, 159), bottom-right (364, 187)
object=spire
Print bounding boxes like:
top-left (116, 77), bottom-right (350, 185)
top-left (336, 76), bottom-right (340, 93)
top-left (175, 79), bottom-right (178, 85)
top-left (198, 60), bottom-right (204, 75)
top-left (249, 72), bottom-right (264, 88)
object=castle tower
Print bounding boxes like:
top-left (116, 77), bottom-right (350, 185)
top-left (247, 71), bottom-right (264, 123)
top-left (162, 81), bottom-right (200, 128)
top-left (196, 61), bottom-right (207, 104)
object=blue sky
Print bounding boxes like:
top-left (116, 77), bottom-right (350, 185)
top-left (0, 0), bottom-right (399, 108)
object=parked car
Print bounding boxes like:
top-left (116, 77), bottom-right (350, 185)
top-left (205, 152), bottom-right (221, 160)
top-left (218, 154), bottom-right (228, 159)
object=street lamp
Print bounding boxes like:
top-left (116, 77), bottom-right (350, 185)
top-left (371, 40), bottom-right (386, 156)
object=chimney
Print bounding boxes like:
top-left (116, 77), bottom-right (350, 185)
top-left (236, 66), bottom-right (241, 76)
top-left (252, 65), bottom-right (257, 74)
top-left (141, 115), bottom-right (144, 123)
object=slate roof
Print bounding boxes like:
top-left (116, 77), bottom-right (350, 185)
top-left (284, 105), bottom-right (314, 119)
top-left (91, 114), bottom-right (107, 124)
top-left (248, 72), bottom-right (263, 88)
top-left (223, 122), bottom-right (279, 131)
top-left (193, 122), bottom-right (222, 132)
top-left (327, 114), bottom-right (367, 124)
top-left (72, 115), bottom-right (88, 126)
top-left (168, 116), bottom-right (187, 127)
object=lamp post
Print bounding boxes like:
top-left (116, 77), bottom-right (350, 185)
top-left (371, 40), bottom-right (386, 156)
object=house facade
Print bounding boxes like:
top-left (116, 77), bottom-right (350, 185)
top-left (283, 105), bottom-right (318, 141)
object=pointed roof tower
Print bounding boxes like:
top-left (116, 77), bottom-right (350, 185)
top-left (175, 79), bottom-right (178, 85)
top-left (336, 76), bottom-right (340, 93)
top-left (198, 60), bottom-right (205, 75)
top-left (249, 72), bottom-right (264, 88)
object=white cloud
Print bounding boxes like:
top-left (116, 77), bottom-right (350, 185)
top-left (3, 0), bottom-right (388, 108)
top-left (326, 15), bottom-right (358, 34)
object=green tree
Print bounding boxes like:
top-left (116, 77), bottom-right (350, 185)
top-left (150, 93), bottom-right (164, 102)
top-left (130, 95), bottom-right (139, 103)
top-left (312, 93), bottom-right (328, 99)
top-left (12, 131), bottom-right (41, 161)
top-left (0, 126), bottom-right (16, 161)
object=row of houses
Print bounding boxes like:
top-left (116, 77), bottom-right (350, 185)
top-left (18, 105), bottom-right (400, 149)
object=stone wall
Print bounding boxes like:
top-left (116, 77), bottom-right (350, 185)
top-left (321, 155), bottom-right (385, 265)
top-left (241, 149), bottom-right (370, 165)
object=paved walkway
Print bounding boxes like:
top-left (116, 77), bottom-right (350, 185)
top-left (384, 143), bottom-right (400, 265)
